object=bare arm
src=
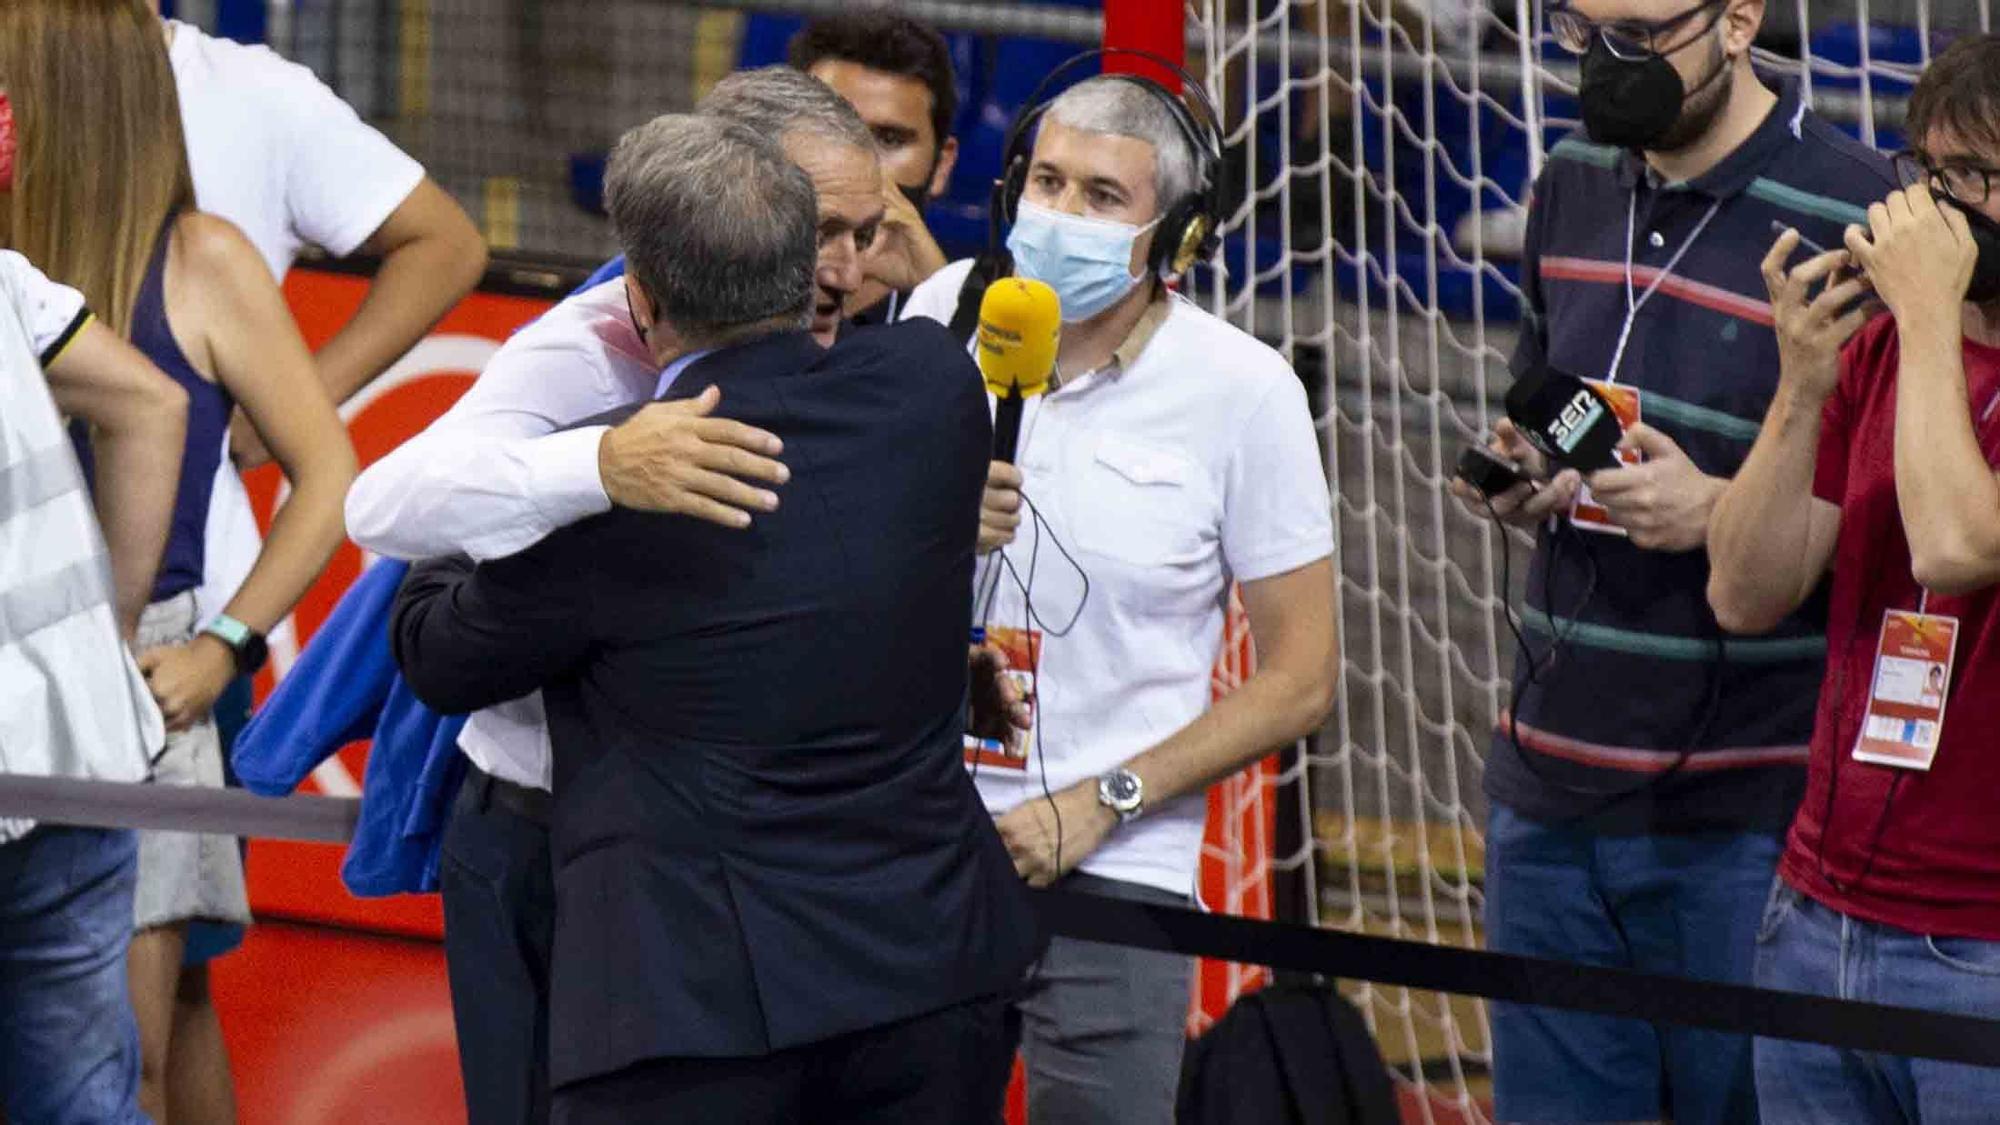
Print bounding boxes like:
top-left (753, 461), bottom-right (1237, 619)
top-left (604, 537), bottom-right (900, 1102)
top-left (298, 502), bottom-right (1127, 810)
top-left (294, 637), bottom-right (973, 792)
top-left (1708, 387), bottom-right (1844, 631)
top-left (44, 321), bottom-right (187, 636)
top-left (1120, 558), bottom-right (1338, 798)
top-left (319, 179), bottom-right (487, 402)
top-left (996, 558), bottom-right (1338, 886)
top-left (1892, 318), bottom-right (2000, 593)
top-left (1851, 187), bottom-right (2000, 594)
top-left (191, 214), bottom-right (358, 634)
top-left (1708, 231), bottom-right (1861, 633)
top-left (230, 178), bottom-right (486, 468)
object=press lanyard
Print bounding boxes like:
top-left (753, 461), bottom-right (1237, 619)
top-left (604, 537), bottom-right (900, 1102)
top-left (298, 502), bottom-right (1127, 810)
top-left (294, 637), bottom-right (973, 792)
top-left (1603, 190), bottom-right (1724, 385)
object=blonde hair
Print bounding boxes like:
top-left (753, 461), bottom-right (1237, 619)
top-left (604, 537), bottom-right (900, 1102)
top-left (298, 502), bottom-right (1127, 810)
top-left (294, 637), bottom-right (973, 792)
top-left (0, 0), bottom-right (194, 336)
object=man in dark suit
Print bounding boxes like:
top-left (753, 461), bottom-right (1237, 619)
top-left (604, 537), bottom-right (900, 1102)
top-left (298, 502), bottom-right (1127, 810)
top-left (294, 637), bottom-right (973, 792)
top-left (392, 112), bottom-right (1041, 1123)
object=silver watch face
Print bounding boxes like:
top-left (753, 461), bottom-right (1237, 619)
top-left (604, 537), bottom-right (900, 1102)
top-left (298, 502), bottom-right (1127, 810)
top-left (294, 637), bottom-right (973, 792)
top-left (1102, 770), bottom-right (1142, 810)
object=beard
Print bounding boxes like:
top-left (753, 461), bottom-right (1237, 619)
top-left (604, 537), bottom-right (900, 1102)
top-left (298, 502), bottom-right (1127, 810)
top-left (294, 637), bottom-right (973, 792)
top-left (1650, 37), bottom-right (1735, 154)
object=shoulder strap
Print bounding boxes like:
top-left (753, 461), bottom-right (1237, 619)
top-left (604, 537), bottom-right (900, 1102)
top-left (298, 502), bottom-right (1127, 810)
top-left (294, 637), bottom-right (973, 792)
top-left (1249, 989), bottom-right (1320, 1123)
top-left (1321, 988), bottom-right (1398, 1124)
top-left (948, 250), bottom-right (1012, 346)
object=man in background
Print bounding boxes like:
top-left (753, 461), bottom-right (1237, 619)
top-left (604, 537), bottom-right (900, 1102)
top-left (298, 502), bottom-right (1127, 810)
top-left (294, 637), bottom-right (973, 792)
top-left (789, 10), bottom-right (959, 323)
top-left (1447, 0), bottom-right (1894, 1119)
top-left (1710, 32), bottom-right (2000, 1119)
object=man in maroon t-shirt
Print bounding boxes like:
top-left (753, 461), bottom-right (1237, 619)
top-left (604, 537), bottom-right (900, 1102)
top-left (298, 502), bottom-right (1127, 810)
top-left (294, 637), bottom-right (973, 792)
top-left (1708, 33), bottom-right (2000, 1121)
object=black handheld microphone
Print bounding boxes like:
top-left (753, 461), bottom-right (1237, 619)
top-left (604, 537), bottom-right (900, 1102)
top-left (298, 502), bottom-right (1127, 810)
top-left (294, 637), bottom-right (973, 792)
top-left (993, 393), bottom-right (1025, 465)
top-left (1503, 366), bottom-right (1625, 474)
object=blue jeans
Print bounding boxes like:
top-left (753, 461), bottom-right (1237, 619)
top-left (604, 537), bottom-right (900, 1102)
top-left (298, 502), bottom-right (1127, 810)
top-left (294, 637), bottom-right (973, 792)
top-left (1485, 801), bottom-right (1779, 1124)
top-left (1754, 880), bottom-right (2000, 1123)
top-left (0, 826), bottom-right (146, 1124)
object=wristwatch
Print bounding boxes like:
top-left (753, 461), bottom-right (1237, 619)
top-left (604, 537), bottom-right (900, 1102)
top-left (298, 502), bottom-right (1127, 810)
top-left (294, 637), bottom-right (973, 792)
top-left (200, 614), bottom-right (269, 676)
top-left (1096, 767), bottom-right (1145, 825)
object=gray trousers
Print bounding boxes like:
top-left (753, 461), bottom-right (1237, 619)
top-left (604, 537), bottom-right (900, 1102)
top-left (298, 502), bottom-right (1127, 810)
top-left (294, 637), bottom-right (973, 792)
top-left (1014, 872), bottom-right (1195, 1125)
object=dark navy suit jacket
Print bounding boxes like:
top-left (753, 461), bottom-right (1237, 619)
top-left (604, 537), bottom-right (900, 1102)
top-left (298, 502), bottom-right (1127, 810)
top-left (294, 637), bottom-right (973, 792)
top-left (391, 322), bottom-right (1042, 1088)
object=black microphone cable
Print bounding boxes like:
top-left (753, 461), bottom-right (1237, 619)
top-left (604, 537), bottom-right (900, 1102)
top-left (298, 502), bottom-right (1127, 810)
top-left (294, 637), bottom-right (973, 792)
top-left (989, 489), bottom-right (1092, 888)
top-left (1484, 494), bottom-right (1730, 814)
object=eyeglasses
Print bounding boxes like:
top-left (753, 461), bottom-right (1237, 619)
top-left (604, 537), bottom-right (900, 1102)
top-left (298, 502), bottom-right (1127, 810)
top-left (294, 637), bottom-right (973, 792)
top-left (1895, 150), bottom-right (1999, 207)
top-left (1548, 0), bottom-right (1728, 60)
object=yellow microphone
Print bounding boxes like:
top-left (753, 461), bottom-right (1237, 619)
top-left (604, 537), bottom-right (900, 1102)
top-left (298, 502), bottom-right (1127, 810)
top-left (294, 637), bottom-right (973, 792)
top-left (975, 277), bottom-right (1060, 463)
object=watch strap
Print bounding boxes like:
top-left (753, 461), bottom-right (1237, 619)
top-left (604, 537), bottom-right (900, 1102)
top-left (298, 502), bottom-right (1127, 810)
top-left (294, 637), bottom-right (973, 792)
top-left (201, 614), bottom-right (269, 675)
top-left (202, 614), bottom-right (253, 650)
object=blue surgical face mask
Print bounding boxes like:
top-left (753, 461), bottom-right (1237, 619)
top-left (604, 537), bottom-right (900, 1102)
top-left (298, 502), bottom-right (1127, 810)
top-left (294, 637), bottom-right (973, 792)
top-left (1006, 200), bottom-right (1161, 323)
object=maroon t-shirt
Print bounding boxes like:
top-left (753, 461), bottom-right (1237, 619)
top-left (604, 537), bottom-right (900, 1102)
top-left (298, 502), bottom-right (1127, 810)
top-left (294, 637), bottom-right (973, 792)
top-left (1781, 313), bottom-right (2000, 938)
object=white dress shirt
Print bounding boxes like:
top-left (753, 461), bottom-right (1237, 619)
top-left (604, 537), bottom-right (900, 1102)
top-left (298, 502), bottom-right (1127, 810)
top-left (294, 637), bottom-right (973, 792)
top-left (903, 259), bottom-right (1335, 896)
top-left (345, 278), bottom-right (656, 790)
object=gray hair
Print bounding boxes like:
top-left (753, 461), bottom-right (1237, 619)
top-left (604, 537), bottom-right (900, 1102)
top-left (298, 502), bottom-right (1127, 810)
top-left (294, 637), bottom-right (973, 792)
top-left (603, 114), bottom-right (817, 344)
top-left (1043, 77), bottom-right (1202, 211)
top-left (698, 65), bottom-right (875, 155)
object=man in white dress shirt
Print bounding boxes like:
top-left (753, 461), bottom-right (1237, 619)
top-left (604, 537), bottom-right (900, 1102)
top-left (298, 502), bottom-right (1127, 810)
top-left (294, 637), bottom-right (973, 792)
top-left (344, 67), bottom-right (966, 1125)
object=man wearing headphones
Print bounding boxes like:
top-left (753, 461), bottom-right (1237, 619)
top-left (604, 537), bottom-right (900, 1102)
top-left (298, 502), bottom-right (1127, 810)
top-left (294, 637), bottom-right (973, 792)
top-left (903, 69), bottom-right (1338, 1123)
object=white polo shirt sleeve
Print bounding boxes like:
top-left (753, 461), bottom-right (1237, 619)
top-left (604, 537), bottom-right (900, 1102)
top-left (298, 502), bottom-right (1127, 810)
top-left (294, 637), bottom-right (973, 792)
top-left (1219, 372), bottom-right (1334, 583)
top-left (169, 21), bottom-right (424, 278)
top-left (0, 250), bottom-right (161, 822)
top-left (277, 67), bottom-right (425, 259)
top-left (0, 252), bottom-right (89, 363)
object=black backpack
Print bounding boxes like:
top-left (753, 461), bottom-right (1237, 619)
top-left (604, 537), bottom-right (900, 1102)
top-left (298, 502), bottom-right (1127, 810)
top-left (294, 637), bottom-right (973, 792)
top-left (1177, 982), bottom-right (1399, 1125)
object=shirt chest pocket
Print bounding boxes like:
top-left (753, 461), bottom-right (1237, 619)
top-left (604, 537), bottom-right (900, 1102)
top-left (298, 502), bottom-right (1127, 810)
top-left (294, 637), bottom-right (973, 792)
top-left (1069, 432), bottom-right (1215, 569)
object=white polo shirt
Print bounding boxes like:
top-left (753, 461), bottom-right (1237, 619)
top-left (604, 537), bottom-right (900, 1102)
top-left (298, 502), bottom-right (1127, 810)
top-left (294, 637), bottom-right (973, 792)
top-left (903, 259), bottom-right (1334, 896)
top-left (346, 279), bottom-right (655, 791)
top-left (168, 19), bottom-right (427, 624)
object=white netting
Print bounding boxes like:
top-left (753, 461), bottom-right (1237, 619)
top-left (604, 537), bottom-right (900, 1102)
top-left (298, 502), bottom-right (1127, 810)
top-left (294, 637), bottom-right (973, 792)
top-left (1185, 2), bottom-right (1993, 1120)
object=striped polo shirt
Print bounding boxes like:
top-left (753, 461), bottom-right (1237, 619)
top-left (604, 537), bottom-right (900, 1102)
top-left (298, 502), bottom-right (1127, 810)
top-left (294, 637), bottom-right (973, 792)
top-left (1488, 79), bottom-right (1896, 832)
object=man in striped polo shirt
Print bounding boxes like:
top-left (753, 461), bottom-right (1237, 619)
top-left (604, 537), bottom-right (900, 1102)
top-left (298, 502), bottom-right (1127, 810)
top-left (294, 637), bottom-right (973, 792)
top-left (1450, 1), bottom-right (1894, 1120)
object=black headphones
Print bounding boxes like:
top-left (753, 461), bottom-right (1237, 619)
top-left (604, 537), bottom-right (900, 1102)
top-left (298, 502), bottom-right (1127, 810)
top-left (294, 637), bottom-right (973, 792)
top-left (989, 49), bottom-right (1225, 280)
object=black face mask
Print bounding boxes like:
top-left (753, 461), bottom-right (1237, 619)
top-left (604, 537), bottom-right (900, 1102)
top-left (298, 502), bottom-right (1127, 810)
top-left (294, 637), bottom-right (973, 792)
top-left (1578, 36), bottom-right (1731, 151)
top-left (898, 180), bottom-right (932, 212)
top-left (1945, 196), bottom-right (2000, 304)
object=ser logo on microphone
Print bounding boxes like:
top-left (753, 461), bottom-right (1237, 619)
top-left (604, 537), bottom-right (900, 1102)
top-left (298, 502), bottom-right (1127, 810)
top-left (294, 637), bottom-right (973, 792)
top-left (1550, 390), bottom-right (1606, 455)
